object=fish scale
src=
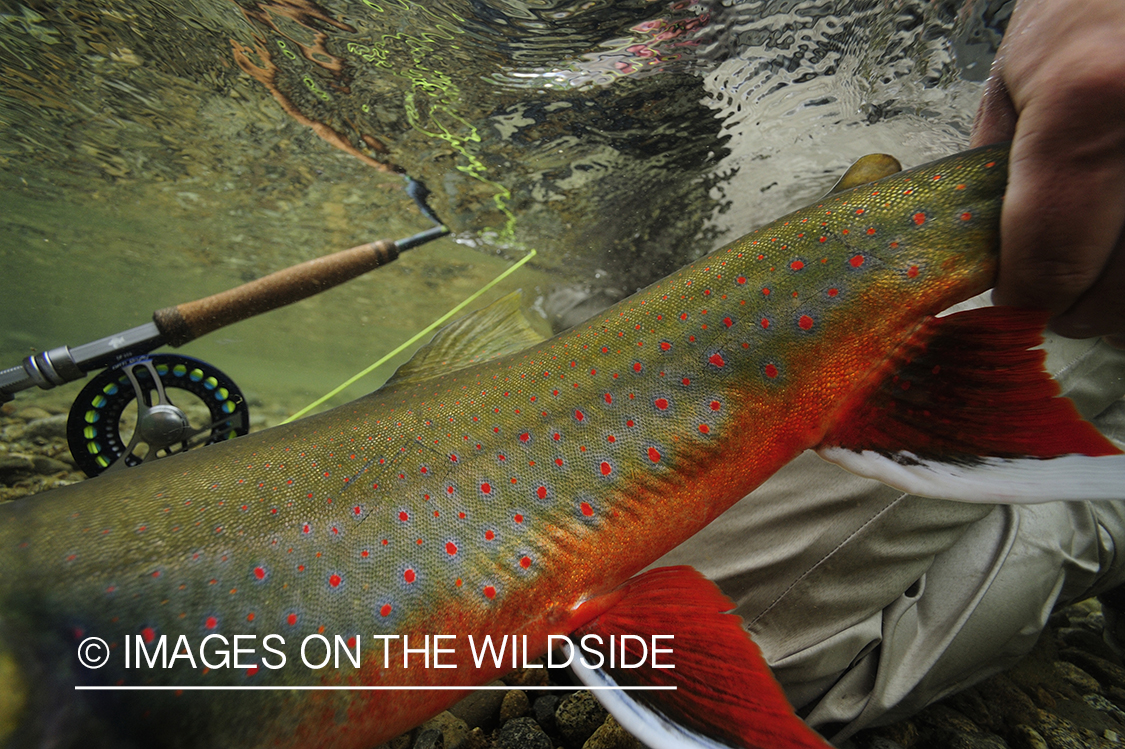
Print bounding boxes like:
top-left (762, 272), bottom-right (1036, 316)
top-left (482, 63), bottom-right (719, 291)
top-left (0, 146), bottom-right (1018, 748)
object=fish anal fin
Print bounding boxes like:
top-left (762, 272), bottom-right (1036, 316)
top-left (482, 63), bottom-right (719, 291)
top-left (825, 153), bottom-right (903, 195)
top-left (818, 306), bottom-right (1125, 503)
top-left (569, 567), bottom-right (830, 749)
top-left (384, 291), bottom-right (546, 388)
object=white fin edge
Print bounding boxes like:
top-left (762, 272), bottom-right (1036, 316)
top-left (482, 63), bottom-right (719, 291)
top-left (565, 640), bottom-right (737, 749)
top-left (817, 447), bottom-right (1125, 504)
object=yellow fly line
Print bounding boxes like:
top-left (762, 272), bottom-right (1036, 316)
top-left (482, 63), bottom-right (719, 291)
top-left (284, 249), bottom-right (538, 423)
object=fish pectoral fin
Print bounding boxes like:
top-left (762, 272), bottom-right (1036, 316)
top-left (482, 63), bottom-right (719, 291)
top-left (566, 566), bottom-right (831, 749)
top-left (817, 305), bottom-right (1125, 503)
top-left (824, 153), bottom-right (902, 195)
top-left (383, 291), bottom-right (546, 388)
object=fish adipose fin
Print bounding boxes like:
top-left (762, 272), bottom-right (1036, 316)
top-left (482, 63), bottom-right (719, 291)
top-left (824, 153), bottom-right (902, 196)
top-left (817, 306), bottom-right (1125, 503)
top-left (385, 291), bottom-right (546, 387)
top-left (567, 567), bottom-right (831, 749)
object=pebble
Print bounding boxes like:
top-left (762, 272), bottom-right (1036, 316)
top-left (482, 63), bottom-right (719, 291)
top-left (555, 690), bottom-right (607, 749)
top-left (448, 684), bottom-right (507, 734)
top-left (581, 716), bottom-right (641, 749)
top-left (531, 694), bottom-right (561, 736)
top-left (414, 728), bottom-right (444, 749)
top-left (496, 717), bottom-right (551, 749)
top-left (24, 414), bottom-right (68, 440)
top-left (419, 712), bottom-right (469, 749)
top-left (499, 690), bottom-right (529, 724)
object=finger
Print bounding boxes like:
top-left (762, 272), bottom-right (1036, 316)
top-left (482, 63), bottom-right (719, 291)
top-left (1050, 230), bottom-right (1125, 339)
top-left (970, 72), bottom-right (1017, 149)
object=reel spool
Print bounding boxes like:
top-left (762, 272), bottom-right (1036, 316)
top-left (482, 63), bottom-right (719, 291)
top-left (66, 354), bottom-right (250, 477)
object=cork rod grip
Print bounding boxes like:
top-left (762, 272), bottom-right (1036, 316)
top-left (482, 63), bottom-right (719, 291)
top-left (153, 240), bottom-right (399, 346)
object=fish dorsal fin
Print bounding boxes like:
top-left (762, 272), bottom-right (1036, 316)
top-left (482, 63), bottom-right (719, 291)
top-left (384, 291), bottom-right (546, 388)
top-left (825, 153), bottom-right (903, 195)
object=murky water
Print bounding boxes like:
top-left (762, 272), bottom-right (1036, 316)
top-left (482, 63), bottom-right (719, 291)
top-left (1, 0), bottom-right (1001, 425)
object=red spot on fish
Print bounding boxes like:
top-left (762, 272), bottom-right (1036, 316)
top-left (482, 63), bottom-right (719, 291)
top-left (790, 259), bottom-right (805, 270)
top-left (648, 447), bottom-right (661, 463)
top-left (380, 604), bottom-right (392, 617)
top-left (580, 502), bottom-right (594, 517)
top-left (765, 364), bottom-right (779, 379)
top-left (205, 617), bottom-right (218, 630)
top-left (537, 486), bottom-right (548, 500)
top-left (553, 432), bottom-right (561, 441)
top-left (855, 208), bottom-right (865, 215)
top-left (361, 549), bottom-right (369, 558)
top-left (574, 409), bottom-right (585, 422)
top-left (710, 400), bottom-right (721, 411)
top-left (762, 287), bottom-right (771, 296)
top-left (483, 586), bottom-right (496, 599)
top-left (599, 461), bottom-right (612, 476)
top-left (699, 424), bottom-right (711, 434)
top-left (141, 627), bottom-right (155, 644)
top-left (654, 398), bottom-right (669, 410)
top-left (907, 266), bottom-right (919, 278)
top-left (682, 377), bottom-right (691, 387)
top-left (660, 341), bottom-right (671, 351)
top-left (913, 212), bottom-right (926, 225)
top-left (480, 482), bottom-right (492, 495)
top-left (353, 506), bottom-right (362, 516)
top-left (709, 353), bottom-right (725, 367)
top-left (960, 212), bottom-right (972, 221)
top-left (761, 318), bottom-right (770, 329)
top-left (607, 435), bottom-right (616, 443)
top-left (736, 276), bottom-right (746, 284)
top-left (866, 227), bottom-right (876, 235)
top-left (329, 574), bottom-right (342, 588)
top-left (680, 312), bottom-right (688, 321)
top-left (287, 613), bottom-right (297, 626)
top-left (247, 613), bottom-right (255, 623)
top-left (404, 569), bottom-right (416, 584)
top-left (723, 317), bottom-right (733, 328)
top-left (632, 362), bottom-right (643, 372)
top-left (519, 432), bottom-right (530, 443)
top-left (514, 514), bottom-right (524, 524)
top-left (520, 556), bottom-right (532, 569)
top-left (445, 541), bottom-right (457, 556)
top-left (849, 255), bottom-right (864, 268)
top-left (398, 511), bottom-right (409, 522)
top-left (555, 458), bottom-right (564, 467)
top-left (485, 530), bottom-right (496, 541)
top-left (828, 288), bottom-right (839, 297)
top-left (604, 393), bottom-right (613, 404)
top-left (254, 566), bottom-right (266, 580)
top-left (799, 315), bottom-right (814, 330)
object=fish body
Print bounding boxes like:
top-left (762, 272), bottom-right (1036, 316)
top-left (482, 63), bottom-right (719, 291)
top-left (0, 145), bottom-right (1119, 749)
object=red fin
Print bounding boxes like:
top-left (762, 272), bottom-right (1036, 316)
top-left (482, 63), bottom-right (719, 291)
top-left (570, 567), bottom-right (830, 749)
top-left (824, 306), bottom-right (1120, 461)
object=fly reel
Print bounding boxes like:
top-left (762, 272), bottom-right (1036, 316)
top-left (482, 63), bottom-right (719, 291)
top-left (66, 354), bottom-right (250, 477)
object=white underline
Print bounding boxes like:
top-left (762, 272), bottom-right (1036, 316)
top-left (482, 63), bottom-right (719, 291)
top-left (75, 685), bottom-right (676, 691)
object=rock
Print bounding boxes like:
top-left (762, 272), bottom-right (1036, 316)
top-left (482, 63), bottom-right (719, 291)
top-left (15, 407), bottom-right (51, 421)
top-left (1008, 724), bottom-right (1048, 749)
top-left (461, 727), bottom-right (491, 749)
top-left (414, 728), bottom-right (444, 749)
top-left (1054, 661), bottom-right (1102, 695)
top-left (31, 456), bottom-right (70, 475)
top-left (532, 694), bottom-right (562, 735)
top-left (499, 689), bottom-right (530, 724)
top-left (582, 715), bottom-right (641, 749)
top-left (1059, 648), bottom-right (1125, 689)
top-left (420, 711), bottom-right (469, 749)
top-left (496, 717), bottom-right (552, 749)
top-left (0, 454), bottom-right (35, 481)
top-left (24, 414), bottom-right (68, 440)
top-left (448, 683), bottom-right (507, 733)
top-left (556, 691), bottom-right (608, 749)
top-left (1035, 709), bottom-right (1114, 749)
top-left (865, 738), bottom-right (907, 749)
top-left (918, 728), bottom-right (1006, 749)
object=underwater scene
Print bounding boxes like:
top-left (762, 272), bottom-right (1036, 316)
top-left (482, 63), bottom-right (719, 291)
top-left (2, 0), bottom-right (1125, 748)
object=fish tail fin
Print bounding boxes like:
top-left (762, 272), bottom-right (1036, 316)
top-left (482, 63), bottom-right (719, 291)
top-left (567, 566), bottom-right (830, 749)
top-left (817, 306), bottom-right (1125, 503)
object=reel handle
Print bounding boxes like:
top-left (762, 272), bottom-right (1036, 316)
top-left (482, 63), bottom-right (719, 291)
top-left (153, 238), bottom-right (399, 346)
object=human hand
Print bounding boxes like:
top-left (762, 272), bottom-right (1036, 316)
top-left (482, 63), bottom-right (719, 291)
top-left (970, 0), bottom-right (1125, 347)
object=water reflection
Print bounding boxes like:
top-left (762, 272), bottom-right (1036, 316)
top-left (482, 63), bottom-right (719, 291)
top-left (0, 0), bottom-right (1002, 406)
